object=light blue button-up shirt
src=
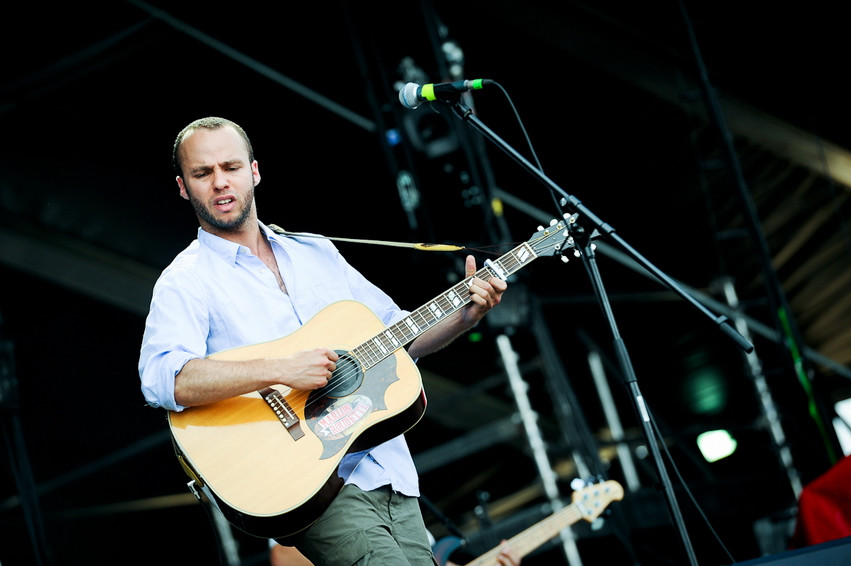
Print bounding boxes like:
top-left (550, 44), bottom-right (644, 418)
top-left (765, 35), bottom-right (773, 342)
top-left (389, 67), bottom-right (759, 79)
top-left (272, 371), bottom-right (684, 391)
top-left (138, 223), bottom-right (419, 495)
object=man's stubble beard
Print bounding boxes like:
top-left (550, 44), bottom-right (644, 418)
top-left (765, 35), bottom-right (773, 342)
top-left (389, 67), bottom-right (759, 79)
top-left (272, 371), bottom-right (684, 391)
top-left (187, 182), bottom-right (256, 232)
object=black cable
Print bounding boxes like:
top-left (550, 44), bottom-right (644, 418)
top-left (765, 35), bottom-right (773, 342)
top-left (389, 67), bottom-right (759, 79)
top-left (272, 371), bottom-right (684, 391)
top-left (645, 399), bottom-right (738, 563)
top-left (488, 80), bottom-right (566, 221)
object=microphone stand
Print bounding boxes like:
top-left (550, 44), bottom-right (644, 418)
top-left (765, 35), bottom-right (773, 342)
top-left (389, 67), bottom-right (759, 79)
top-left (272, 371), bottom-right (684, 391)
top-left (441, 99), bottom-right (754, 566)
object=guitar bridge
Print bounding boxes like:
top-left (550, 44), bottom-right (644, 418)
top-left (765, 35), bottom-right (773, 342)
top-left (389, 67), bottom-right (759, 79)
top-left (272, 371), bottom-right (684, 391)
top-left (260, 387), bottom-right (305, 441)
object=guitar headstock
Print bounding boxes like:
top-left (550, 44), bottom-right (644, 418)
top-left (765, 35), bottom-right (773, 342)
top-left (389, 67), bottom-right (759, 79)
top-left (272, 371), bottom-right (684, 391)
top-left (527, 214), bottom-right (579, 258)
top-left (571, 479), bottom-right (624, 522)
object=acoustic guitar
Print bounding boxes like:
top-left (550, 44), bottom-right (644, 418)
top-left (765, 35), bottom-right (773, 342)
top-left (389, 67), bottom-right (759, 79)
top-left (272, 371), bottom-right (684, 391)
top-left (168, 216), bottom-right (581, 539)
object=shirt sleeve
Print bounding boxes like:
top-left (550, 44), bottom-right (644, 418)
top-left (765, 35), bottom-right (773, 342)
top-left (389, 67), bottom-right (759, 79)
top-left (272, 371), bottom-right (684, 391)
top-left (138, 264), bottom-right (210, 411)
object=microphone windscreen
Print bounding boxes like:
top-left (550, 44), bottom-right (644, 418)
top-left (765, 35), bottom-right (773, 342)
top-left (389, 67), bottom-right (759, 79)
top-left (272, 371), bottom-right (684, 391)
top-left (398, 83), bottom-right (421, 109)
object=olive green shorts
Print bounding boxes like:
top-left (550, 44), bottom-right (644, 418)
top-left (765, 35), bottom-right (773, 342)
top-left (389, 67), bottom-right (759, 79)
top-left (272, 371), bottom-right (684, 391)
top-left (288, 484), bottom-right (436, 566)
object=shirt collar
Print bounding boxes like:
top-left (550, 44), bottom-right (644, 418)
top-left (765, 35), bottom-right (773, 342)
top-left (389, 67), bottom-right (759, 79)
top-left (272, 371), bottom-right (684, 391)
top-left (197, 222), bottom-right (279, 264)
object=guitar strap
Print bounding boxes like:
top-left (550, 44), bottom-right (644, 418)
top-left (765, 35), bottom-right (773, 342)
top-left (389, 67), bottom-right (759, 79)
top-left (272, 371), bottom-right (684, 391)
top-left (267, 223), bottom-right (464, 252)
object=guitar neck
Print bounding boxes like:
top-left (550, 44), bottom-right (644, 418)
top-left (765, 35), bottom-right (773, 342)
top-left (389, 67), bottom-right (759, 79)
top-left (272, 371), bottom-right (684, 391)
top-left (353, 239), bottom-right (540, 371)
top-left (465, 503), bottom-right (583, 565)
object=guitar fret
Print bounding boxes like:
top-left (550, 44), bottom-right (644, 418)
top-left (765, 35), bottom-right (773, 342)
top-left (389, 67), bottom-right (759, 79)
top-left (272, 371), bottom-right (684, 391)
top-left (384, 329), bottom-right (400, 348)
top-left (367, 342), bottom-right (383, 364)
top-left (352, 228), bottom-right (564, 371)
top-left (404, 316), bottom-right (419, 335)
top-left (409, 310), bottom-right (425, 329)
top-left (495, 242), bottom-right (536, 278)
top-left (353, 345), bottom-right (374, 367)
top-left (420, 305), bottom-right (439, 326)
top-left (418, 306), bottom-right (434, 325)
top-left (371, 336), bottom-right (388, 355)
top-left (501, 255), bottom-right (519, 273)
top-left (428, 301), bottom-right (445, 319)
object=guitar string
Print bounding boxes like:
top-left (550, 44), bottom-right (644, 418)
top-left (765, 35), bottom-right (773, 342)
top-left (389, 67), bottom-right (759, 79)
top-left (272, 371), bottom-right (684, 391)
top-left (271, 265), bottom-right (495, 421)
top-left (279, 226), bottom-right (560, 409)
top-left (266, 231), bottom-right (560, 424)
top-left (270, 240), bottom-right (544, 418)
top-left (275, 274), bottom-right (482, 414)
top-left (475, 503), bottom-right (584, 563)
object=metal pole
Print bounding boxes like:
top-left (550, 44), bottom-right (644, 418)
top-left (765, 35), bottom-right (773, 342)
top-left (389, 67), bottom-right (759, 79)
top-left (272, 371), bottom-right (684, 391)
top-left (496, 334), bottom-right (583, 566)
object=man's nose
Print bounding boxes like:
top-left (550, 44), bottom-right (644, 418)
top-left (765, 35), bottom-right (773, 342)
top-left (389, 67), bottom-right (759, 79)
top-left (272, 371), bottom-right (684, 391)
top-left (211, 168), bottom-right (229, 189)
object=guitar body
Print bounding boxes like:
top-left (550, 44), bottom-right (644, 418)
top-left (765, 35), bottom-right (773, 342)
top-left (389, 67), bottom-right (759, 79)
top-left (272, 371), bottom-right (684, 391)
top-left (168, 300), bottom-right (427, 539)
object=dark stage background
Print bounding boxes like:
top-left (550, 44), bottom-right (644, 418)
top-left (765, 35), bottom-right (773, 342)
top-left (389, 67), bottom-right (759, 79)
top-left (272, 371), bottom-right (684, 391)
top-left (2, 1), bottom-right (850, 565)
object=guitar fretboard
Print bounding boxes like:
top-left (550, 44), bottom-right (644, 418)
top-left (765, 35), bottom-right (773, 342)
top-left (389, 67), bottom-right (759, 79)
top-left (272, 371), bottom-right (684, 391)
top-left (352, 239), bottom-right (540, 371)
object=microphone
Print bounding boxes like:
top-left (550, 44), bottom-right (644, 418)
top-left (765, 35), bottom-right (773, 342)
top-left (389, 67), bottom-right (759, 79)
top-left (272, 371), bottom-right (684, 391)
top-left (398, 79), bottom-right (492, 109)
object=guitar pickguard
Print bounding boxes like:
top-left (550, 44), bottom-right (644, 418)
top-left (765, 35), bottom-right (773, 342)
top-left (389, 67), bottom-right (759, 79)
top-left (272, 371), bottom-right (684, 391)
top-left (305, 354), bottom-right (399, 459)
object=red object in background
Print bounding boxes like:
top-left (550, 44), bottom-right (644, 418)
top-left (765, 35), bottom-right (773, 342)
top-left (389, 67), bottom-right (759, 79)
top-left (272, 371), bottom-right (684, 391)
top-left (790, 455), bottom-right (851, 548)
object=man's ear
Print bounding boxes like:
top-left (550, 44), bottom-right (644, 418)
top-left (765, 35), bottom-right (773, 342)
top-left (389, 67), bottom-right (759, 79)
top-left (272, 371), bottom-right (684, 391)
top-left (252, 161), bottom-right (261, 188)
top-left (176, 176), bottom-right (189, 200)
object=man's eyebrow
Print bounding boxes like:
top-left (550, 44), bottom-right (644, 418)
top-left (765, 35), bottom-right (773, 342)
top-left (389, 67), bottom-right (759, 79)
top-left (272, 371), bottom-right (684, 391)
top-left (189, 159), bottom-right (245, 173)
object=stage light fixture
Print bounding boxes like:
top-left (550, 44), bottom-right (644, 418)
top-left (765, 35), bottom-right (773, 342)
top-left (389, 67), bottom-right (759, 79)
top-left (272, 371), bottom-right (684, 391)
top-left (681, 349), bottom-right (728, 416)
top-left (833, 397), bottom-right (851, 456)
top-left (697, 429), bottom-right (738, 462)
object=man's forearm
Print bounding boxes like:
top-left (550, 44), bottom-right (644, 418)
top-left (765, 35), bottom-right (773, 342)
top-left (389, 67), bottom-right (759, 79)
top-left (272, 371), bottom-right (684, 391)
top-left (174, 357), bottom-right (277, 407)
top-left (407, 311), bottom-right (475, 360)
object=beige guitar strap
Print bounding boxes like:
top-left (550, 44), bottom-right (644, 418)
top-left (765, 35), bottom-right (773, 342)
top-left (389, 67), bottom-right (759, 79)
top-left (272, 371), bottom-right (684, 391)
top-left (267, 223), bottom-right (464, 252)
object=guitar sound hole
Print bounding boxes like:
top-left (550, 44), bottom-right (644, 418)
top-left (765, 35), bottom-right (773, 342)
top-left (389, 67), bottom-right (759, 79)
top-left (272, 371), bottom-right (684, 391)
top-left (323, 352), bottom-right (362, 398)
